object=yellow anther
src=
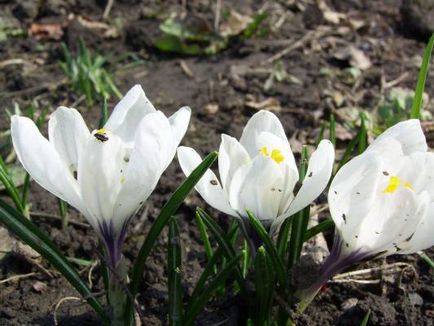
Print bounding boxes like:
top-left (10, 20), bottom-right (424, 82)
top-left (404, 182), bottom-right (414, 191)
top-left (96, 128), bottom-right (107, 135)
top-left (260, 147), bottom-right (269, 156)
top-left (383, 176), bottom-right (414, 194)
top-left (271, 149), bottom-right (285, 164)
top-left (383, 176), bottom-right (401, 193)
top-left (259, 146), bottom-right (285, 164)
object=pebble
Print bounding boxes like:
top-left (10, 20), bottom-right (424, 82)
top-left (409, 293), bottom-right (424, 306)
top-left (341, 297), bottom-right (359, 310)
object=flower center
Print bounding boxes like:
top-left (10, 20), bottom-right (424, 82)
top-left (260, 147), bottom-right (285, 164)
top-left (383, 175), bottom-right (414, 194)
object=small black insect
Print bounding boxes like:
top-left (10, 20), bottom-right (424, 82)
top-left (94, 133), bottom-right (109, 142)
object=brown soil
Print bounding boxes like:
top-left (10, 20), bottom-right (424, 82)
top-left (0, 0), bottom-right (433, 325)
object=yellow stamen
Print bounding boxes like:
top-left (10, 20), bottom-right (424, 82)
top-left (271, 149), bottom-right (285, 164)
top-left (259, 146), bottom-right (285, 164)
top-left (383, 176), bottom-right (401, 193)
top-left (96, 128), bottom-right (106, 135)
top-left (383, 176), bottom-right (414, 194)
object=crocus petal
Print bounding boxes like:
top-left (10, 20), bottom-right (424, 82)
top-left (218, 134), bottom-right (250, 191)
top-left (104, 85), bottom-right (156, 145)
top-left (78, 131), bottom-right (126, 230)
top-left (368, 119), bottom-right (427, 155)
top-left (113, 111), bottom-right (173, 230)
top-left (177, 146), bottom-right (236, 216)
top-left (11, 116), bottom-right (83, 211)
top-left (165, 106), bottom-right (191, 169)
top-left (48, 107), bottom-right (90, 173)
top-left (229, 155), bottom-right (284, 221)
top-left (272, 140), bottom-right (334, 230)
top-left (239, 110), bottom-right (288, 158)
top-left (399, 197), bottom-right (434, 253)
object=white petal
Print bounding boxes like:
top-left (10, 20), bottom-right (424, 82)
top-left (272, 140), bottom-right (335, 229)
top-left (329, 151), bottom-right (383, 234)
top-left (48, 107), bottom-right (90, 173)
top-left (368, 119), bottom-right (427, 155)
top-left (11, 116), bottom-right (83, 212)
top-left (113, 112), bottom-right (173, 229)
top-left (229, 155), bottom-right (284, 221)
top-left (78, 131), bottom-right (126, 230)
top-left (399, 195), bottom-right (434, 253)
top-left (165, 106), bottom-right (191, 169)
top-left (218, 134), bottom-right (250, 191)
top-left (239, 110), bottom-right (288, 158)
top-left (177, 146), bottom-right (236, 216)
top-left (104, 85), bottom-right (156, 145)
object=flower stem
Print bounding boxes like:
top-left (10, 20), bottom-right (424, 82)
top-left (107, 257), bottom-right (128, 326)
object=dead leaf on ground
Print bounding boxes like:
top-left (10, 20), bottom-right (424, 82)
top-left (219, 10), bottom-right (252, 37)
top-left (29, 23), bottom-right (63, 41)
top-left (334, 46), bottom-right (371, 70)
top-left (77, 16), bottom-right (119, 39)
top-left (245, 97), bottom-right (281, 113)
top-left (205, 103), bottom-right (219, 114)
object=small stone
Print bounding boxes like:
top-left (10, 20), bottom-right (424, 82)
top-left (341, 297), bottom-right (358, 310)
top-left (205, 103), bottom-right (219, 115)
top-left (409, 293), bottom-right (423, 306)
top-left (32, 281), bottom-right (47, 293)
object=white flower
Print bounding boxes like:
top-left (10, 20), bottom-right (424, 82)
top-left (329, 119), bottom-right (434, 259)
top-left (177, 110), bottom-right (334, 231)
top-left (11, 85), bottom-right (191, 266)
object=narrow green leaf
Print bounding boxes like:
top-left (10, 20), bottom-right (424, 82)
top-left (195, 211), bottom-right (214, 261)
top-left (58, 198), bottom-right (68, 229)
top-left (418, 251), bottom-right (434, 269)
top-left (246, 210), bottom-right (286, 287)
top-left (359, 309), bottom-right (371, 326)
top-left (0, 157), bottom-right (25, 214)
top-left (303, 219), bottom-right (334, 242)
top-left (254, 247), bottom-right (275, 325)
top-left (0, 200), bottom-right (108, 321)
top-left (242, 240), bottom-right (250, 278)
top-left (99, 97), bottom-right (109, 128)
top-left (411, 33), bottom-right (434, 119)
top-left (358, 113), bottom-right (367, 154)
top-left (329, 115), bottom-right (336, 147)
top-left (184, 255), bottom-right (241, 325)
top-left (124, 151), bottom-right (219, 325)
top-left (315, 121), bottom-right (326, 147)
top-left (168, 218), bottom-right (183, 326)
top-left (276, 218), bottom-right (291, 261)
top-left (196, 208), bottom-right (247, 295)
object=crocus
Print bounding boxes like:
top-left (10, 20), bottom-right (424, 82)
top-left (11, 85), bottom-right (191, 267)
top-left (298, 119), bottom-right (434, 311)
top-left (177, 110), bottom-right (334, 233)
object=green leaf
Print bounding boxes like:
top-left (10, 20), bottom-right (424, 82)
top-left (418, 251), bottom-right (434, 269)
top-left (183, 254), bottom-right (241, 325)
top-left (168, 218), bottom-right (183, 326)
top-left (196, 208), bottom-right (247, 294)
top-left (254, 247), bottom-right (275, 325)
top-left (359, 309), bottom-right (371, 326)
top-left (246, 210), bottom-right (286, 287)
top-left (303, 219), bottom-right (334, 242)
top-left (195, 211), bottom-right (214, 261)
top-left (0, 199), bottom-right (108, 322)
top-left (0, 157), bottom-right (26, 214)
top-left (411, 33), bottom-right (434, 119)
top-left (124, 151), bottom-right (219, 325)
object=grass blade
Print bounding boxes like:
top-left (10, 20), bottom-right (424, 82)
top-left (195, 211), bottom-right (214, 261)
top-left (0, 199), bottom-right (108, 321)
top-left (0, 157), bottom-right (26, 214)
top-left (303, 219), bottom-right (334, 242)
top-left (418, 251), bottom-right (434, 269)
top-left (359, 309), bottom-right (371, 326)
top-left (246, 210), bottom-right (285, 287)
top-left (124, 151), bottom-right (218, 325)
top-left (411, 33), bottom-right (434, 119)
top-left (254, 247), bottom-right (275, 325)
top-left (168, 218), bottom-right (183, 326)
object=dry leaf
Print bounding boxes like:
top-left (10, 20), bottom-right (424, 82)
top-left (245, 97), bottom-right (281, 113)
top-left (334, 46), bottom-right (371, 70)
top-left (219, 10), bottom-right (252, 37)
top-left (29, 23), bottom-right (63, 41)
top-left (205, 103), bottom-right (219, 114)
top-left (77, 16), bottom-right (119, 39)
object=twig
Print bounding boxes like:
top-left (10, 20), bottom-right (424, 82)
top-left (214, 0), bottom-right (222, 32)
top-left (0, 272), bottom-right (37, 284)
top-left (0, 58), bottom-right (25, 69)
top-left (88, 260), bottom-right (99, 288)
top-left (179, 60), bottom-right (194, 78)
top-left (103, 0), bottom-right (114, 20)
top-left (53, 296), bottom-right (83, 325)
top-left (261, 27), bottom-right (328, 66)
top-left (381, 72), bottom-right (410, 91)
top-left (30, 211), bottom-right (91, 229)
top-left (333, 262), bottom-right (414, 280)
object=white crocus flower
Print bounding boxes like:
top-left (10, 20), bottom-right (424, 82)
top-left (11, 85), bottom-right (191, 267)
top-left (329, 119), bottom-right (434, 260)
top-left (297, 119), bottom-right (434, 312)
top-left (177, 110), bottom-right (334, 232)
